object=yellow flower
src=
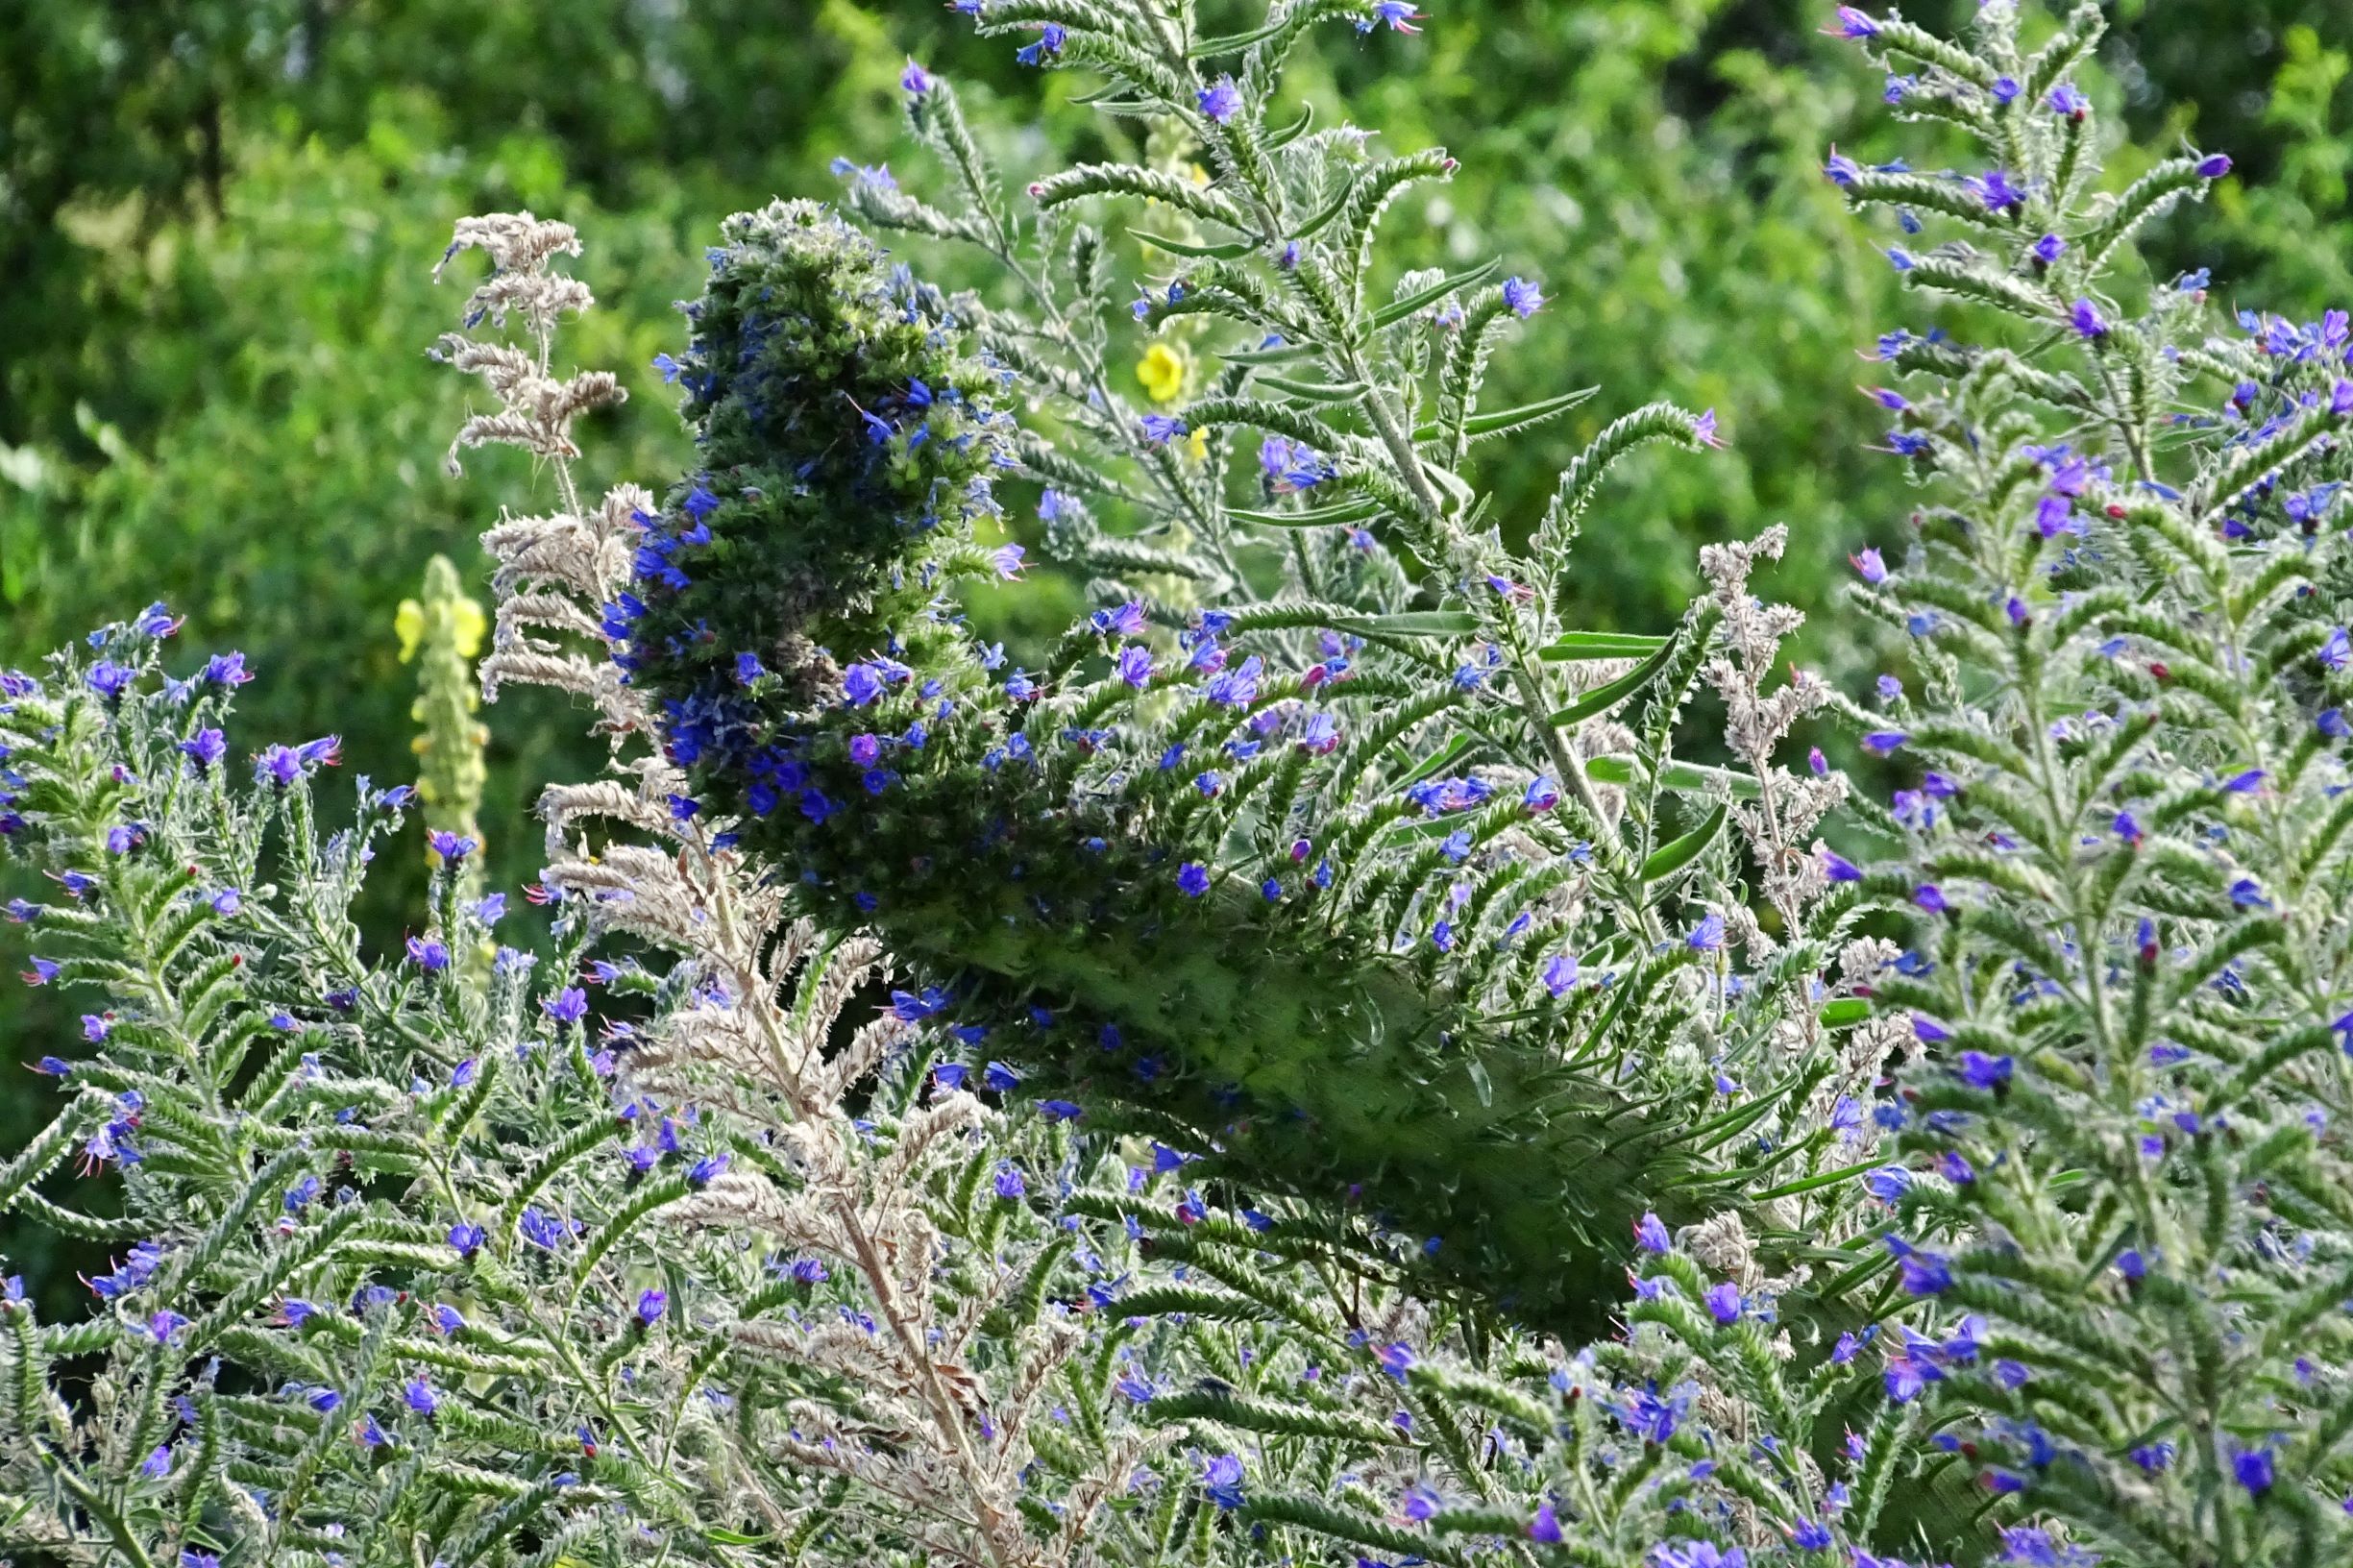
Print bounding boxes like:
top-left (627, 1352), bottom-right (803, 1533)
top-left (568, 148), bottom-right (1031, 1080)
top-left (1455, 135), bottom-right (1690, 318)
top-left (452, 597), bottom-right (487, 659)
top-left (394, 599), bottom-right (425, 664)
top-left (1137, 341), bottom-right (1187, 404)
top-left (1185, 426), bottom-right (1210, 464)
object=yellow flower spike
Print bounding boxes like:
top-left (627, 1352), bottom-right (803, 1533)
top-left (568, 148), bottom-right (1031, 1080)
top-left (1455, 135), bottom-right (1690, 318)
top-left (393, 600), bottom-right (426, 664)
top-left (1138, 342), bottom-right (1188, 405)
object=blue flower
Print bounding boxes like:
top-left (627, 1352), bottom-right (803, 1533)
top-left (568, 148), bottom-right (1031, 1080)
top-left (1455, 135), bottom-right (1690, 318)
top-left (1202, 1453), bottom-right (1247, 1508)
top-left (544, 988), bottom-right (589, 1024)
top-left (1196, 76), bottom-right (1241, 123)
top-left (1884, 1237), bottom-right (1952, 1295)
top-left (984, 1061), bottom-right (1021, 1092)
top-left (2234, 1445), bottom-right (2273, 1496)
top-left (1686, 913), bottom-right (1725, 952)
top-left (448, 1222), bottom-right (485, 1258)
top-left (1503, 276), bottom-right (1544, 318)
top-left (1703, 1281), bottom-right (1743, 1324)
top-left (1037, 1099), bottom-right (1084, 1121)
top-left (1177, 862), bottom-right (1212, 897)
top-left (636, 1288), bottom-right (668, 1326)
top-left (428, 830), bottom-right (476, 864)
top-left (2071, 298), bottom-right (2108, 339)
top-left (1957, 1050), bottom-right (2012, 1090)
top-left (899, 59), bottom-right (934, 93)
top-left (1634, 1213), bottom-right (1671, 1253)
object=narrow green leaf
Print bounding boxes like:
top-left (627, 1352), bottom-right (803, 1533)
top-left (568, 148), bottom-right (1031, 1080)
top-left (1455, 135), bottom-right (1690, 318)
top-left (1222, 339), bottom-right (1317, 366)
top-left (1263, 101), bottom-right (1315, 151)
top-left (1329, 609), bottom-right (1480, 640)
top-left (1371, 259), bottom-right (1501, 329)
top-left (1586, 755), bottom-right (1761, 800)
top-left (1389, 735), bottom-right (1476, 794)
top-left (1190, 17), bottom-right (1287, 54)
top-left (1539, 630), bottom-right (1670, 662)
top-left (1255, 374), bottom-right (1366, 403)
top-left (1413, 386), bottom-right (1599, 441)
top-left (1641, 802), bottom-right (1728, 883)
top-left (1545, 639), bottom-right (1678, 726)
top-left (1130, 229), bottom-right (1255, 260)
top-left (1227, 500), bottom-right (1379, 528)
top-left (1818, 998), bottom-right (1874, 1028)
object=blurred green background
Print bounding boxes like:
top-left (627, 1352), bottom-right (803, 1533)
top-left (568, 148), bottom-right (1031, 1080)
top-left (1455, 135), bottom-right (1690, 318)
top-left (2, 0), bottom-right (2348, 1303)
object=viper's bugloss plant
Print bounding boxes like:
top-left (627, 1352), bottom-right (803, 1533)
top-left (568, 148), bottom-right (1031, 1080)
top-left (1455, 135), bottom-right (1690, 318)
top-left (9, 1), bottom-right (2353, 1566)
top-left (1805, 3), bottom-right (2353, 1561)
top-left (610, 2), bottom-right (1881, 1337)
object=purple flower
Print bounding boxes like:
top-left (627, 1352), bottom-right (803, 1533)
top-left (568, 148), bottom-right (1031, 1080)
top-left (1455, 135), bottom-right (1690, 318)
top-left (1541, 952), bottom-right (1578, 998)
top-left (637, 1288), bottom-right (668, 1325)
top-left (1703, 1281), bottom-right (1743, 1324)
top-left (544, 988), bottom-right (588, 1024)
top-left (406, 936), bottom-right (451, 972)
top-left (2235, 1446), bottom-right (2273, 1496)
top-left (428, 831), bottom-right (476, 864)
top-left (2320, 626), bottom-right (2349, 671)
top-left (984, 1061), bottom-right (1021, 1092)
top-left (1822, 6), bottom-right (1877, 37)
top-left (1528, 1503), bottom-right (1562, 1544)
top-left (86, 661), bottom-right (136, 700)
top-left (2031, 233), bottom-right (2066, 265)
top-left (404, 1375), bottom-right (438, 1414)
top-left (1503, 276), bottom-right (1544, 319)
top-left (686, 1154), bottom-right (728, 1188)
top-left (1116, 645), bottom-right (1154, 688)
top-left (2196, 153), bottom-right (2233, 180)
top-left (201, 651), bottom-right (252, 687)
top-left (1524, 775), bottom-right (1559, 813)
top-left (449, 1222), bottom-right (486, 1258)
top-left (991, 543), bottom-right (1027, 579)
top-left (1914, 883), bottom-right (1947, 914)
top-left (900, 59), bottom-right (934, 94)
top-left (1203, 1453), bottom-right (1247, 1509)
top-left (2047, 83), bottom-right (2087, 116)
top-left (179, 729), bottom-right (227, 771)
top-left (2071, 299), bottom-right (2108, 339)
top-left (1197, 75), bottom-right (1241, 123)
top-left (1970, 167), bottom-right (2025, 211)
top-left (1819, 846), bottom-right (1862, 883)
top-left (1177, 862), bottom-right (1212, 898)
top-left (1885, 1237), bottom-right (1952, 1295)
top-left (1861, 731), bottom-right (1907, 756)
top-left (1911, 1015), bottom-right (1951, 1044)
top-left (1687, 913), bottom-right (1725, 952)
top-left (520, 1206), bottom-right (569, 1249)
top-left (1140, 413), bottom-right (1189, 446)
top-left (82, 1014), bottom-right (111, 1043)
top-left (993, 1162), bottom-right (1026, 1199)
top-left (735, 651), bottom-right (765, 686)
top-left (1016, 23), bottom-right (1067, 64)
top-left (254, 746), bottom-right (304, 788)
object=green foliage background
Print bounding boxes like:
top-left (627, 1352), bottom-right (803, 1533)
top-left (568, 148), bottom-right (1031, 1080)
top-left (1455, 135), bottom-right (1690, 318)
top-left (2, 0), bottom-right (2347, 1302)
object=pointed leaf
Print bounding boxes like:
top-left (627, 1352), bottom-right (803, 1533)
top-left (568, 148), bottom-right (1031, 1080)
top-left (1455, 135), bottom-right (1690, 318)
top-left (1389, 734), bottom-right (1477, 794)
top-left (1263, 101), bottom-right (1315, 151)
top-left (1586, 755), bottom-right (1761, 800)
top-left (1414, 386), bottom-right (1600, 442)
top-left (1255, 374), bottom-right (1366, 403)
top-left (1330, 610), bottom-right (1480, 640)
top-left (1818, 998), bottom-right (1874, 1028)
top-left (1190, 17), bottom-right (1287, 54)
top-left (1539, 631), bottom-right (1670, 662)
top-left (1131, 229), bottom-right (1256, 260)
top-left (1227, 499), bottom-right (1379, 528)
top-left (1640, 802), bottom-right (1728, 883)
top-left (1546, 639), bottom-right (1678, 726)
top-left (1371, 259), bottom-right (1501, 329)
